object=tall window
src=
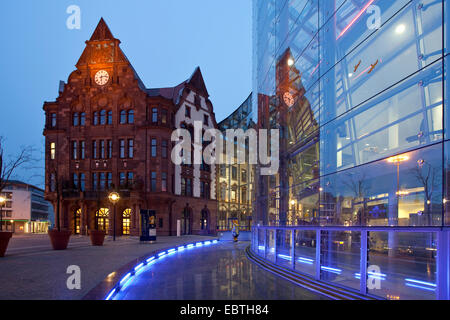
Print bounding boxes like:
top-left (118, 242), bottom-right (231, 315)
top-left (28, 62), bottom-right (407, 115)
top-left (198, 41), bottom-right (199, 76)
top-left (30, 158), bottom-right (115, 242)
top-left (232, 166), bottom-right (237, 180)
top-left (71, 141), bottom-right (78, 160)
top-left (50, 142), bottom-right (56, 160)
top-left (123, 209), bottom-right (131, 235)
top-left (200, 181), bottom-right (205, 198)
top-left (151, 171), bottom-right (157, 192)
top-left (152, 108), bottom-right (158, 123)
top-left (73, 113), bottom-right (79, 126)
top-left (80, 113), bottom-right (86, 126)
top-left (128, 139), bottom-right (134, 158)
top-left (120, 110), bottom-right (127, 124)
top-left (128, 110), bottom-right (134, 124)
top-left (185, 106), bottom-right (191, 118)
top-left (127, 172), bottom-right (134, 187)
top-left (92, 173), bottom-right (98, 190)
top-left (80, 173), bottom-right (85, 191)
top-left (93, 112), bottom-right (98, 126)
top-left (100, 140), bottom-right (105, 159)
top-left (181, 178), bottom-right (186, 196)
top-left (107, 140), bottom-right (112, 159)
top-left (241, 169), bottom-right (247, 182)
top-left (93, 141), bottom-right (98, 159)
top-left (203, 114), bottom-right (209, 126)
top-left (80, 141), bottom-right (85, 159)
top-left (161, 172), bottom-right (167, 192)
top-left (99, 172), bottom-right (106, 190)
top-left (50, 173), bottom-right (56, 192)
top-left (50, 113), bottom-right (57, 127)
top-left (186, 178), bottom-right (192, 197)
top-left (119, 139), bottom-right (125, 159)
top-left (107, 111), bottom-right (113, 125)
top-left (107, 172), bottom-right (112, 189)
top-left (73, 173), bottom-right (79, 189)
top-left (162, 140), bottom-right (168, 158)
top-left (100, 110), bottom-right (106, 125)
top-left (151, 139), bottom-right (157, 157)
top-left (161, 109), bottom-right (167, 124)
top-left (119, 172), bottom-right (126, 187)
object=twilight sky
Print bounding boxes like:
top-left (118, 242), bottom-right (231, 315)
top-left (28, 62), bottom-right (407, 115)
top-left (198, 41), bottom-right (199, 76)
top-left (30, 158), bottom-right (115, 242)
top-left (0, 0), bottom-right (252, 188)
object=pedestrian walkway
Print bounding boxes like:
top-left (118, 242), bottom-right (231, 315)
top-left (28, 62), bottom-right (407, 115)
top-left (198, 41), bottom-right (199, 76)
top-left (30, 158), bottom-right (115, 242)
top-left (0, 235), bottom-right (215, 300)
top-left (113, 241), bottom-right (327, 300)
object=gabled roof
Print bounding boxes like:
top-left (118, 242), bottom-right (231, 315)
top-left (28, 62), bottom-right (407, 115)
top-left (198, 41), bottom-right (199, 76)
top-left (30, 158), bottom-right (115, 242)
top-left (89, 18), bottom-right (115, 41)
top-left (187, 67), bottom-right (209, 97)
top-left (146, 67), bottom-right (209, 105)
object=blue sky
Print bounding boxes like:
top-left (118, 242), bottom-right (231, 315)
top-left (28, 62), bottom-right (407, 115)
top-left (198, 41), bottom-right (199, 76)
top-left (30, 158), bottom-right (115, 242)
top-left (0, 0), bottom-right (252, 188)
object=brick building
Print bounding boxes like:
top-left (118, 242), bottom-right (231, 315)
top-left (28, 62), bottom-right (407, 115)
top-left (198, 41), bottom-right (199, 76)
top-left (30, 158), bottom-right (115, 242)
top-left (43, 18), bottom-right (217, 237)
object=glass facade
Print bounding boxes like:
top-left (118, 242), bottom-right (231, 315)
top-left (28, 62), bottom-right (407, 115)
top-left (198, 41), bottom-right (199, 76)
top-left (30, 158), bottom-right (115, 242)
top-left (252, 0), bottom-right (449, 299)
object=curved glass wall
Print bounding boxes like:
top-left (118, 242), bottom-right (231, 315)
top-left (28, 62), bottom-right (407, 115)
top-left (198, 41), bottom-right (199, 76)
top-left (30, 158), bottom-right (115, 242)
top-left (252, 0), bottom-right (449, 299)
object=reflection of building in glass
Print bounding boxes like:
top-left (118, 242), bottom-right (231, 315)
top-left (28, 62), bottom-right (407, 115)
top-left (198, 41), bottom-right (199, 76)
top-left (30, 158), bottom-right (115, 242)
top-left (252, 0), bottom-right (449, 300)
top-left (217, 93), bottom-right (255, 231)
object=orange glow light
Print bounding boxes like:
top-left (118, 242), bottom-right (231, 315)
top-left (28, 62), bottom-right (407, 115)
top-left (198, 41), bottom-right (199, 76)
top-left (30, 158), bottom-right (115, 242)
top-left (387, 155), bottom-right (409, 163)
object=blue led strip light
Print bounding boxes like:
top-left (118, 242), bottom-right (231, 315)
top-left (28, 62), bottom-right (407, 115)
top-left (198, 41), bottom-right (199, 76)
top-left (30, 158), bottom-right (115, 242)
top-left (105, 239), bottom-right (220, 300)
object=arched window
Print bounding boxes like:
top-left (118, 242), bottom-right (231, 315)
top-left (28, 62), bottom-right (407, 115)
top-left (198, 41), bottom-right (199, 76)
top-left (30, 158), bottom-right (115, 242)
top-left (74, 208), bottom-right (81, 234)
top-left (120, 110), bottom-right (127, 124)
top-left (100, 110), bottom-right (106, 125)
top-left (96, 208), bottom-right (109, 232)
top-left (107, 110), bottom-right (113, 124)
top-left (128, 110), bottom-right (134, 124)
top-left (123, 209), bottom-right (132, 235)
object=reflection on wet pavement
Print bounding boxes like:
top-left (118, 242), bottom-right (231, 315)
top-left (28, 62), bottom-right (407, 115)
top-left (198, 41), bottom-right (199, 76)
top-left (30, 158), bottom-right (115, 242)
top-left (114, 241), bottom-right (327, 300)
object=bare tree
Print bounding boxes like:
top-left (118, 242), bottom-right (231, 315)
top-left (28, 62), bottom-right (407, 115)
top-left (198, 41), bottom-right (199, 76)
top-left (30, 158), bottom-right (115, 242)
top-left (0, 137), bottom-right (33, 231)
top-left (412, 162), bottom-right (439, 225)
top-left (342, 171), bottom-right (369, 225)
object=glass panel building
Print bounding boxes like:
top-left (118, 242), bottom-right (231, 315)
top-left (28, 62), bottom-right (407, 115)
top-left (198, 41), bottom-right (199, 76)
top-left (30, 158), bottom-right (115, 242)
top-left (252, 0), bottom-right (449, 299)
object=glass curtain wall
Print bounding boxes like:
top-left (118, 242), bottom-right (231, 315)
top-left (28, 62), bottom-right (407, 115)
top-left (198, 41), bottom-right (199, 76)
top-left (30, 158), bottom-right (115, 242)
top-left (252, 0), bottom-right (449, 300)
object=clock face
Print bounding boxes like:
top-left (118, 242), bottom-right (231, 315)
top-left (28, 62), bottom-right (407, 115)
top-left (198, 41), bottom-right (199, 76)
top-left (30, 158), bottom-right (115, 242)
top-left (283, 92), bottom-right (295, 107)
top-left (94, 70), bottom-right (109, 86)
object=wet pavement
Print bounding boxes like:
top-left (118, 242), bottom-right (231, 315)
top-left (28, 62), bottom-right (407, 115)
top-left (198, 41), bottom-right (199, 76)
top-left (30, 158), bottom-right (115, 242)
top-left (114, 241), bottom-right (327, 300)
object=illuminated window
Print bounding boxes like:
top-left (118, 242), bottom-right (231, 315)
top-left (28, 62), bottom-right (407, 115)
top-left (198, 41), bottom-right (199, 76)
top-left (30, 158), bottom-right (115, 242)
top-left (50, 142), bottom-right (56, 160)
top-left (122, 209), bottom-right (131, 235)
top-left (96, 208), bottom-right (109, 232)
top-left (74, 209), bottom-right (81, 234)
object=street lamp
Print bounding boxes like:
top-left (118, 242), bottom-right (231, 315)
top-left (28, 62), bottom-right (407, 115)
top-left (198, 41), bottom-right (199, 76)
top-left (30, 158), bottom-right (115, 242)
top-left (0, 196), bottom-right (5, 231)
top-left (108, 191), bottom-right (120, 241)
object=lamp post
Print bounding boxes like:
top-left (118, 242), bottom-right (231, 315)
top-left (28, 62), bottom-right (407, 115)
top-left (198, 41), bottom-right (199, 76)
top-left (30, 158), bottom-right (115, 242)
top-left (0, 196), bottom-right (5, 231)
top-left (387, 154), bottom-right (410, 206)
top-left (108, 191), bottom-right (120, 241)
top-left (386, 154), bottom-right (409, 258)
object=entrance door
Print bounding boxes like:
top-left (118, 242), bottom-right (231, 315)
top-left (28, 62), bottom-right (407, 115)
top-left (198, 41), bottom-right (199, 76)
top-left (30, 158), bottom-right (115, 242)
top-left (96, 208), bottom-right (110, 233)
top-left (181, 207), bottom-right (191, 235)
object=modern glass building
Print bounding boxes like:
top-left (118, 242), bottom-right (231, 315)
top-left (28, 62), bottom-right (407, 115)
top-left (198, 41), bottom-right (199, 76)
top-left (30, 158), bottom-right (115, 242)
top-left (251, 0), bottom-right (449, 299)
